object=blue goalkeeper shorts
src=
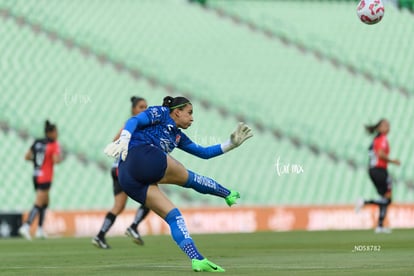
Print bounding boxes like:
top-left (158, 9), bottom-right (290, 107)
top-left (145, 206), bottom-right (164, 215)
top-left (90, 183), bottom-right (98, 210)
top-left (118, 144), bottom-right (167, 205)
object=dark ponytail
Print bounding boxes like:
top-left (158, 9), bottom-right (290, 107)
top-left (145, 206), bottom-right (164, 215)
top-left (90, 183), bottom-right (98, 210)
top-left (365, 119), bottom-right (384, 134)
top-left (162, 96), bottom-right (191, 112)
top-left (162, 96), bottom-right (174, 107)
top-left (45, 120), bottom-right (57, 134)
top-left (130, 96), bottom-right (145, 109)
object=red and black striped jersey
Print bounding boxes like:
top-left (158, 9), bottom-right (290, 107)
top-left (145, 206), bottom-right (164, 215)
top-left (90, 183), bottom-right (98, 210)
top-left (31, 138), bottom-right (61, 183)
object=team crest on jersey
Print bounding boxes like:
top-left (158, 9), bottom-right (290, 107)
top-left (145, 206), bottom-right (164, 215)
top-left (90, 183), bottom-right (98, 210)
top-left (175, 134), bottom-right (181, 144)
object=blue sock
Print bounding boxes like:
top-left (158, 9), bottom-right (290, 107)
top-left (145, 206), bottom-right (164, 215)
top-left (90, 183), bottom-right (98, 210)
top-left (184, 170), bottom-right (231, 198)
top-left (165, 208), bottom-right (204, 260)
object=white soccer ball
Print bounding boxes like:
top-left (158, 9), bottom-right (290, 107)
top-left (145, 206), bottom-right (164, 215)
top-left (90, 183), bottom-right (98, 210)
top-left (356, 0), bottom-right (385, 25)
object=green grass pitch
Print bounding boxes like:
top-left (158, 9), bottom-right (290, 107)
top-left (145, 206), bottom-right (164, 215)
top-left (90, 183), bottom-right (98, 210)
top-left (1, 230), bottom-right (413, 275)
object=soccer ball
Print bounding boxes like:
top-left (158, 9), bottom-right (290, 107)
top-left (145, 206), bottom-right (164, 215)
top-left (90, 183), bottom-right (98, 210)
top-left (356, 0), bottom-right (385, 25)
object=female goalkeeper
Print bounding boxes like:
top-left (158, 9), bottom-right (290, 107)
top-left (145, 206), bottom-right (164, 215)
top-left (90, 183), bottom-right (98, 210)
top-left (104, 96), bottom-right (252, 272)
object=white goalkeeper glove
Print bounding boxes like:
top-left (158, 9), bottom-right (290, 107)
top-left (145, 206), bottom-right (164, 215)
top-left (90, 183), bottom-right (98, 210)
top-left (221, 122), bottom-right (253, 153)
top-left (104, 130), bottom-right (131, 161)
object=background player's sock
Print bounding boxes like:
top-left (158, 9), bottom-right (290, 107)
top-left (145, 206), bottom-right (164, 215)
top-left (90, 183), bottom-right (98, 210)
top-left (184, 170), bottom-right (230, 198)
top-left (165, 208), bottom-right (204, 260)
top-left (26, 205), bottom-right (41, 225)
top-left (365, 199), bottom-right (381, 205)
top-left (378, 204), bottom-right (388, 227)
top-left (130, 205), bottom-right (150, 230)
top-left (38, 204), bottom-right (48, 227)
top-left (97, 212), bottom-right (116, 239)
top-left (365, 198), bottom-right (390, 227)
top-left (364, 197), bottom-right (390, 205)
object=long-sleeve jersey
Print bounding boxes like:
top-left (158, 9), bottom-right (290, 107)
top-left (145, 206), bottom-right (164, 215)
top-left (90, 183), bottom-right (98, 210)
top-left (124, 106), bottom-right (224, 159)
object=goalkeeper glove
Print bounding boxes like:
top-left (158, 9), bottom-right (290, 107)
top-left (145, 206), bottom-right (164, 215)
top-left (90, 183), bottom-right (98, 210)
top-left (104, 130), bottom-right (131, 161)
top-left (221, 122), bottom-right (253, 153)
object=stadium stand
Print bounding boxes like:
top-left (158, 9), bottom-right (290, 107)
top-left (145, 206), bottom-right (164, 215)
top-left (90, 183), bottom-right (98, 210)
top-left (1, 0), bottom-right (413, 212)
top-left (206, 0), bottom-right (414, 95)
top-left (398, 0), bottom-right (414, 11)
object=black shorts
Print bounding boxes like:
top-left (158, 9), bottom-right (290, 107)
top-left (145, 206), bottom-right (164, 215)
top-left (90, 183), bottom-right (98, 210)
top-left (369, 167), bottom-right (392, 196)
top-left (33, 177), bottom-right (51, 191)
top-left (111, 167), bottom-right (124, 196)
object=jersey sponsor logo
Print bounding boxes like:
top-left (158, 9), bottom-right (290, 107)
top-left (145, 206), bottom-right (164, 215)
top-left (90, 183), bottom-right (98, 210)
top-left (34, 141), bottom-right (46, 167)
top-left (35, 152), bottom-right (45, 168)
top-left (160, 138), bottom-right (173, 153)
top-left (369, 134), bottom-right (389, 168)
top-left (34, 169), bottom-right (43, 177)
top-left (34, 142), bottom-right (45, 151)
top-left (368, 148), bottom-right (378, 168)
top-left (149, 107), bottom-right (161, 121)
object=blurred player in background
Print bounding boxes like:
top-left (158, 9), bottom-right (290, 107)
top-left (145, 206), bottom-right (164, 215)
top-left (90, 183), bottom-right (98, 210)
top-left (104, 96), bottom-right (253, 272)
top-left (355, 119), bottom-right (401, 233)
top-left (19, 120), bottom-right (61, 240)
top-left (93, 96), bottom-right (150, 249)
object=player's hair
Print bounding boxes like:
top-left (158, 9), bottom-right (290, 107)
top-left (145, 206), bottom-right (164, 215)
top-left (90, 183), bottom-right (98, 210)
top-left (44, 120), bottom-right (57, 133)
top-left (365, 119), bottom-right (385, 134)
top-left (162, 96), bottom-right (191, 112)
top-left (130, 96), bottom-right (146, 109)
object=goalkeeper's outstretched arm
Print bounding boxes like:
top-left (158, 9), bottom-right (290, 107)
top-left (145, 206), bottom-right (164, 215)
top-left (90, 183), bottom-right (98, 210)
top-left (178, 122), bottom-right (253, 159)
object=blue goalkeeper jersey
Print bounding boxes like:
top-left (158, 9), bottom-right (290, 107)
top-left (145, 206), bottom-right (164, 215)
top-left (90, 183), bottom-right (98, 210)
top-left (124, 106), bottom-right (223, 159)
